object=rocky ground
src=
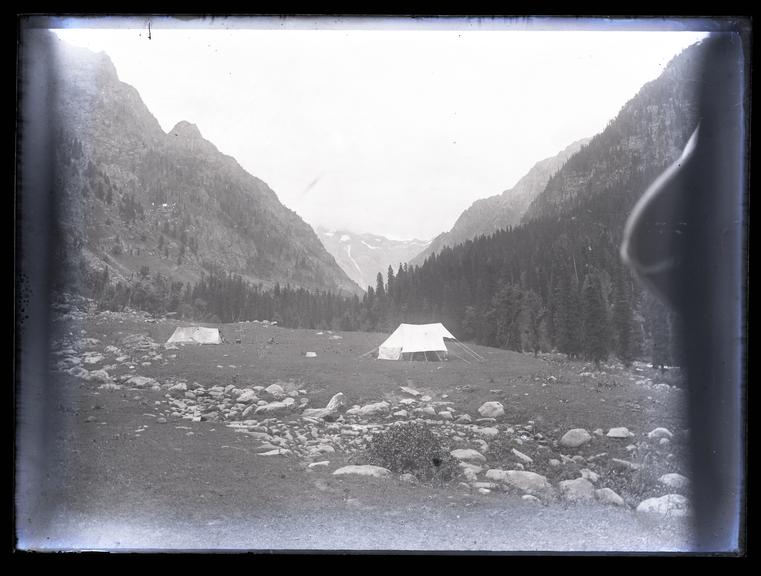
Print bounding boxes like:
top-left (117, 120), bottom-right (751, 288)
top-left (16, 296), bottom-right (696, 551)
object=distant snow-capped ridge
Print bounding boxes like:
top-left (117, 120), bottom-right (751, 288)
top-left (316, 226), bottom-right (433, 290)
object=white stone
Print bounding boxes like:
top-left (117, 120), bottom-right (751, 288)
top-left (478, 401), bottom-right (505, 418)
top-left (258, 449), bottom-right (291, 456)
top-left (648, 427), bottom-right (674, 440)
top-left (595, 487), bottom-right (626, 507)
top-left (332, 465), bottom-right (391, 479)
top-left (450, 449), bottom-right (486, 462)
top-left (636, 494), bottom-right (691, 516)
top-left (522, 494), bottom-right (542, 504)
top-left (607, 427), bottom-right (634, 438)
top-left (485, 469), bottom-right (553, 497)
top-left (400, 386), bottom-right (421, 397)
top-left (455, 414), bottom-right (472, 424)
top-left (559, 428), bottom-right (592, 448)
top-left (658, 473), bottom-right (690, 490)
top-left (308, 461), bottom-right (330, 469)
top-left (559, 478), bottom-right (595, 502)
top-left (593, 428), bottom-right (604, 436)
top-left (393, 410), bottom-right (409, 418)
top-left (438, 411), bottom-right (453, 420)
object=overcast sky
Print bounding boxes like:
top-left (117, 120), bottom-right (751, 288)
top-left (52, 18), bottom-right (708, 240)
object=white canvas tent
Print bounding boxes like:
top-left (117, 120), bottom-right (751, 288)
top-left (369, 323), bottom-right (484, 362)
top-left (166, 326), bottom-right (222, 345)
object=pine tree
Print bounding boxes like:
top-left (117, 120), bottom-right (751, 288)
top-left (612, 269), bottom-right (635, 366)
top-left (651, 303), bottom-right (671, 373)
top-left (582, 273), bottom-right (609, 369)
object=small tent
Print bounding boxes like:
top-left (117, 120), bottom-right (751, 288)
top-left (166, 326), bottom-right (222, 345)
top-left (370, 323), bottom-right (484, 362)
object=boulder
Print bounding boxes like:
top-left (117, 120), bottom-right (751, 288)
top-left (237, 389), bottom-right (259, 404)
top-left (559, 478), bottom-right (595, 502)
top-left (332, 465), bottom-right (391, 479)
top-left (450, 449), bottom-right (486, 462)
top-left (301, 392), bottom-right (345, 420)
top-left (579, 468), bottom-right (599, 483)
top-left (595, 487), bottom-right (626, 507)
top-left (264, 383), bottom-right (286, 400)
top-left (559, 428), bottom-right (592, 448)
top-left (485, 469), bottom-right (553, 497)
top-left (478, 401), bottom-right (505, 418)
top-left (647, 427), bottom-right (674, 440)
top-left (512, 448), bottom-right (533, 464)
top-left (607, 427), bottom-right (634, 438)
top-left (474, 426), bottom-right (499, 437)
top-left (357, 401), bottom-right (390, 417)
top-left (86, 369), bottom-right (111, 383)
top-left (658, 473), bottom-right (690, 490)
top-left (126, 375), bottom-right (157, 388)
top-left (611, 458), bottom-right (641, 471)
top-left (522, 494), bottom-right (542, 504)
top-left (636, 494), bottom-right (691, 516)
top-left (254, 397), bottom-right (295, 415)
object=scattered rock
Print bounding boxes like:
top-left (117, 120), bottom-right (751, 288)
top-left (254, 398), bottom-right (295, 415)
top-left (450, 449), bottom-right (486, 462)
top-left (357, 401), bottom-right (390, 417)
top-left (485, 469), bottom-right (553, 497)
top-left (559, 478), bottom-right (595, 502)
top-left (658, 473), bottom-right (690, 490)
top-left (302, 392), bottom-right (345, 420)
top-left (86, 369), bottom-right (111, 383)
top-left (522, 494), bottom-right (542, 504)
top-left (611, 458), bottom-right (641, 471)
top-left (595, 487), bottom-right (626, 507)
top-left (473, 426), bottom-right (499, 437)
top-left (636, 494), bottom-right (691, 516)
top-left (477, 401), bottom-right (505, 418)
top-left (648, 427), bottom-right (674, 440)
top-left (579, 468), bottom-right (599, 483)
top-left (308, 461), bottom-right (330, 469)
top-left (607, 427), bottom-right (634, 438)
top-left (237, 389), bottom-right (259, 404)
top-left (455, 414), bottom-right (472, 424)
top-left (332, 465), bottom-right (391, 479)
top-left (399, 473), bottom-right (417, 484)
top-left (258, 449), bottom-right (292, 456)
top-left (511, 448), bottom-right (533, 464)
top-left (126, 375), bottom-right (157, 388)
top-left (559, 428), bottom-right (592, 448)
top-left (264, 384), bottom-right (286, 400)
top-left (400, 386), bottom-right (421, 397)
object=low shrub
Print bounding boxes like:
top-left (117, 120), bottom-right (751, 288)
top-left (366, 422), bottom-right (458, 484)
